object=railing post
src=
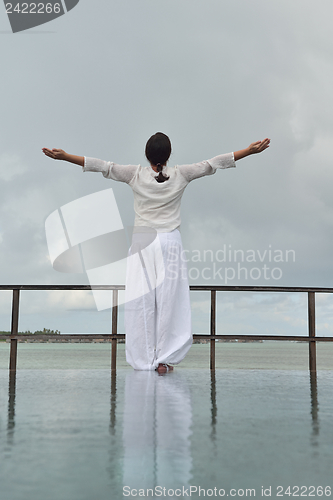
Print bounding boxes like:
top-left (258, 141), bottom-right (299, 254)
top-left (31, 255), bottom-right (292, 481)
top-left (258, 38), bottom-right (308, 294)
top-left (111, 289), bottom-right (118, 371)
top-left (9, 289), bottom-right (20, 371)
top-left (308, 291), bottom-right (316, 372)
top-left (210, 290), bottom-right (216, 370)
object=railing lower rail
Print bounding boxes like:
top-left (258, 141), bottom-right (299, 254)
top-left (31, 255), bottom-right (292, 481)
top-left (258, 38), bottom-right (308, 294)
top-left (1, 285), bottom-right (333, 371)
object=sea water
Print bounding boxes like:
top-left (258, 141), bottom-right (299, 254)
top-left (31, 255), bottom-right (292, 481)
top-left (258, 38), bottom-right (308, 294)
top-left (1, 341), bottom-right (333, 370)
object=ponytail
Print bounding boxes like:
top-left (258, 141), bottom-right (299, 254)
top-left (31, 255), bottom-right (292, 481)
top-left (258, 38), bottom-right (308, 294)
top-left (155, 163), bottom-right (169, 183)
top-left (145, 132), bottom-right (172, 183)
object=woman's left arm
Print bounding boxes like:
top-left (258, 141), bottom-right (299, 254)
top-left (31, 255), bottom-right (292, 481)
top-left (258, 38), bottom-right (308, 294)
top-left (42, 148), bottom-right (84, 166)
top-left (42, 148), bottom-right (138, 184)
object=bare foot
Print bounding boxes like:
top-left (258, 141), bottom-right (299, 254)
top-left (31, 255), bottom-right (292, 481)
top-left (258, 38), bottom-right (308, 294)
top-left (156, 364), bottom-right (174, 374)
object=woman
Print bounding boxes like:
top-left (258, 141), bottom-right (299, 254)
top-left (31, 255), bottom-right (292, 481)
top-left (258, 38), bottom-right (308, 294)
top-left (42, 133), bottom-right (270, 373)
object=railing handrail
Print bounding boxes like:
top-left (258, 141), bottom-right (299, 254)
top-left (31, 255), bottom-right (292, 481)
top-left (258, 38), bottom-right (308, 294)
top-left (2, 285), bottom-right (332, 372)
top-left (0, 334), bottom-right (332, 342)
top-left (1, 284), bottom-right (333, 292)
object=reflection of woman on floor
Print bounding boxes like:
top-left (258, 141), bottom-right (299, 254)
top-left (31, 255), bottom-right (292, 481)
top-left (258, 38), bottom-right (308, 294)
top-left (43, 133), bottom-right (270, 374)
top-left (122, 371), bottom-right (192, 492)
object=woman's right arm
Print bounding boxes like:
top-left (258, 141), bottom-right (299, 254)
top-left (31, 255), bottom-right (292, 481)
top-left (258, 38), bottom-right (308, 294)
top-left (42, 148), bottom-right (84, 166)
top-left (178, 138), bottom-right (270, 183)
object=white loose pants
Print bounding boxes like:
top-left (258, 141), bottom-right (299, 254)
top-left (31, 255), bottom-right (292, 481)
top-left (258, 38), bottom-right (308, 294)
top-left (125, 229), bottom-right (192, 370)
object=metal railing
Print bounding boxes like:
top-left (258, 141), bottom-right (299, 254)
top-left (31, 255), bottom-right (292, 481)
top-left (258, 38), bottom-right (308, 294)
top-left (1, 285), bottom-right (333, 371)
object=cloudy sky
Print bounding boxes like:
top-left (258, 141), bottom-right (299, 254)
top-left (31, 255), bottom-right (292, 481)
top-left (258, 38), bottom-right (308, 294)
top-left (1, 0), bottom-right (333, 336)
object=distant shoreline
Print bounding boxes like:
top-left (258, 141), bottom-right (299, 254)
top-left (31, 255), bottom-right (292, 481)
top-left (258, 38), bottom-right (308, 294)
top-left (1, 338), bottom-right (264, 344)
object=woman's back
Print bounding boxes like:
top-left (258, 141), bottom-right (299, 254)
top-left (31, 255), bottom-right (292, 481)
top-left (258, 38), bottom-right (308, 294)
top-left (83, 152), bottom-right (235, 232)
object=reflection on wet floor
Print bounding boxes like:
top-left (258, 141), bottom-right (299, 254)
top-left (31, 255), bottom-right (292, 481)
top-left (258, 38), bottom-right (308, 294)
top-left (7, 371), bottom-right (16, 447)
top-left (122, 371), bottom-right (192, 491)
top-left (309, 371), bottom-right (319, 455)
top-left (1, 368), bottom-right (333, 500)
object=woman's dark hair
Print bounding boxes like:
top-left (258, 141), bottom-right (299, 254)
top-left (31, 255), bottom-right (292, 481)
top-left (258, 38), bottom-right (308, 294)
top-left (145, 132), bottom-right (171, 183)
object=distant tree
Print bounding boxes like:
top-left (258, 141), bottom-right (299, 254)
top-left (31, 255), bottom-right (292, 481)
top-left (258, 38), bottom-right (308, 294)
top-left (0, 329), bottom-right (61, 335)
top-left (33, 328), bottom-right (61, 335)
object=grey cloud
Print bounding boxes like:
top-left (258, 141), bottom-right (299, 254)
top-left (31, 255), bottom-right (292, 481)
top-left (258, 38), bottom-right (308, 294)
top-left (1, 0), bottom-right (333, 332)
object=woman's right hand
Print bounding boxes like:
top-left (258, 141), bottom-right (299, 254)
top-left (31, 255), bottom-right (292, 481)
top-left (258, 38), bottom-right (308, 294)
top-left (248, 138), bottom-right (270, 155)
top-left (42, 148), bottom-right (67, 160)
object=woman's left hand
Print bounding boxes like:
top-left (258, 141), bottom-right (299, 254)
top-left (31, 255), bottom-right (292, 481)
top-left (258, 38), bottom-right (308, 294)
top-left (42, 148), bottom-right (67, 160)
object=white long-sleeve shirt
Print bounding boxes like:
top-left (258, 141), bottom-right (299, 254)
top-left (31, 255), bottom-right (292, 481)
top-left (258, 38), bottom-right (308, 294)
top-left (83, 153), bottom-right (236, 232)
